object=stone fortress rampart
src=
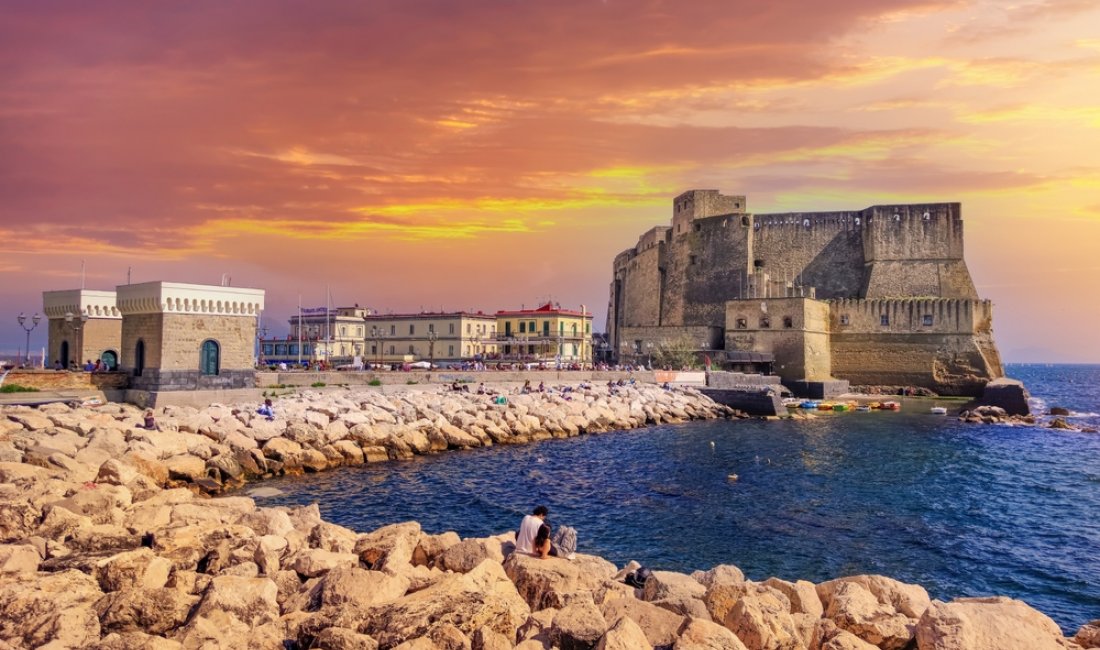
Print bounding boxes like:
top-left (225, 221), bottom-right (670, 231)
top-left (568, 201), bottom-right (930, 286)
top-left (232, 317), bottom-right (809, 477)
top-left (608, 190), bottom-right (1004, 396)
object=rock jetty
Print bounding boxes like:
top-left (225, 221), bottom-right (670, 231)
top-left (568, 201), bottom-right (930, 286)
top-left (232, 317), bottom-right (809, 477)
top-left (0, 385), bottom-right (1096, 649)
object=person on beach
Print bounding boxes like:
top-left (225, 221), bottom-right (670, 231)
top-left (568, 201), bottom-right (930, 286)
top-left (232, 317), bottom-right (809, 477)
top-left (257, 398), bottom-right (275, 420)
top-left (515, 505), bottom-right (549, 556)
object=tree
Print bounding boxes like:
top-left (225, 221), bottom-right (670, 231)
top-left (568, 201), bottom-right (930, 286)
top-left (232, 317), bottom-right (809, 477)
top-left (651, 335), bottom-right (702, 370)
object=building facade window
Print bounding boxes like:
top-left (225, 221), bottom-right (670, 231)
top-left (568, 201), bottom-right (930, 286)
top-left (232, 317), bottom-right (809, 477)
top-left (409, 324), bottom-right (415, 335)
top-left (783, 316), bottom-right (793, 329)
top-left (760, 317), bottom-right (771, 329)
top-left (390, 325), bottom-right (396, 335)
top-left (880, 314), bottom-right (890, 326)
top-left (200, 340), bottom-right (220, 376)
top-left (408, 345), bottom-right (414, 354)
top-left (922, 314), bottom-right (934, 326)
top-left (389, 345), bottom-right (395, 355)
top-left (840, 314), bottom-right (850, 326)
top-left (428, 323), bottom-right (434, 333)
top-left (449, 323), bottom-right (455, 334)
top-left (448, 345), bottom-right (454, 356)
top-left (736, 318), bottom-right (748, 329)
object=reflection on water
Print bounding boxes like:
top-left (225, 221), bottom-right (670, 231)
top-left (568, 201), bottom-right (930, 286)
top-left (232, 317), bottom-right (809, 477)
top-left (249, 364), bottom-right (1100, 633)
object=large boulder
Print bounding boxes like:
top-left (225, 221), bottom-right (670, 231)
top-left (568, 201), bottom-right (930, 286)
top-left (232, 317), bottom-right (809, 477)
top-left (968, 378), bottom-right (1031, 416)
top-left (551, 599), bottom-right (608, 649)
top-left (504, 552), bottom-right (617, 610)
top-left (192, 575), bottom-right (280, 628)
top-left (437, 537), bottom-right (505, 574)
top-left (914, 596), bottom-right (1067, 650)
top-left (600, 597), bottom-right (686, 649)
top-left (809, 619), bottom-right (880, 650)
top-left (764, 578), bottom-right (823, 618)
top-left (721, 585), bottom-right (803, 650)
top-left (355, 521), bottom-right (422, 573)
top-left (413, 530), bottom-right (462, 567)
top-left (95, 587), bottom-right (199, 635)
top-left (820, 581), bottom-right (914, 650)
top-left (359, 560), bottom-right (529, 647)
top-left (0, 569), bottom-right (104, 648)
top-left (817, 575), bottom-right (930, 620)
top-left (94, 547), bottom-right (173, 592)
top-left (1075, 620), bottom-right (1100, 649)
top-left (0, 542), bottom-right (41, 575)
top-left (596, 615), bottom-right (653, 650)
top-left (674, 616), bottom-right (749, 650)
top-left (319, 566), bottom-right (410, 609)
top-left (291, 548), bottom-right (360, 578)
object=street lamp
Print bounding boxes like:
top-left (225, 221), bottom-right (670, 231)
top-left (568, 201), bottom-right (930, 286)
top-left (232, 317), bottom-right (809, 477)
top-left (16, 312), bottom-right (41, 368)
top-left (427, 329), bottom-right (437, 368)
top-left (64, 311), bottom-right (88, 368)
top-left (257, 325), bottom-right (269, 367)
top-left (645, 341), bottom-right (654, 370)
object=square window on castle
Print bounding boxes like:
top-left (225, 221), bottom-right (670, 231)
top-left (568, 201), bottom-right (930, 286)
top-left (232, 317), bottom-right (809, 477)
top-left (689, 255), bottom-right (697, 266)
top-left (783, 317), bottom-right (793, 329)
top-left (736, 318), bottom-right (747, 329)
top-left (693, 223), bottom-right (701, 232)
top-left (840, 314), bottom-right (850, 326)
top-left (922, 314), bottom-right (934, 326)
top-left (880, 314), bottom-right (890, 326)
top-left (760, 317), bottom-right (771, 328)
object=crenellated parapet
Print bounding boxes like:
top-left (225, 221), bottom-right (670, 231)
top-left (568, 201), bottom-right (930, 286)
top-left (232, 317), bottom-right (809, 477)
top-left (607, 190), bottom-right (1004, 395)
top-left (115, 282), bottom-right (264, 317)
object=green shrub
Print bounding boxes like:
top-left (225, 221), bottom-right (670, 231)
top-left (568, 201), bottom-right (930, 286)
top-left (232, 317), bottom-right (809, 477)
top-left (0, 384), bottom-right (39, 393)
top-left (406, 380), bottom-right (419, 385)
top-left (311, 381), bottom-right (326, 388)
top-left (368, 379), bottom-right (382, 386)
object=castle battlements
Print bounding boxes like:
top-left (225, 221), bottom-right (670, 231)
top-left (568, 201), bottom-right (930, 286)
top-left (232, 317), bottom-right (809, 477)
top-left (608, 190), bottom-right (1004, 396)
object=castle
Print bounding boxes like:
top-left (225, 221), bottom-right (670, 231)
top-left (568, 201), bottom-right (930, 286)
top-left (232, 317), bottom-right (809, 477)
top-left (606, 190), bottom-right (1005, 396)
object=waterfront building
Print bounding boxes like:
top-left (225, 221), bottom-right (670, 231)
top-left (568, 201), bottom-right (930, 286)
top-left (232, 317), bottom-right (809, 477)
top-left (363, 312), bottom-right (498, 366)
top-left (42, 289), bottom-right (122, 369)
top-left (261, 305), bottom-right (370, 367)
top-left (495, 302), bottom-right (593, 365)
top-left (114, 281), bottom-right (265, 390)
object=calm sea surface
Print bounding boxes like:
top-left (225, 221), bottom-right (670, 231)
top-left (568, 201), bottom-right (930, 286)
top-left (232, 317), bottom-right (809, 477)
top-left (250, 364), bottom-right (1100, 632)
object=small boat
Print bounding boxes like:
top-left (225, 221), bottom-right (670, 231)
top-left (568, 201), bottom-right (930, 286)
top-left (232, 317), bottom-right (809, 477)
top-left (799, 400), bottom-right (819, 409)
top-left (882, 401), bottom-right (901, 411)
top-left (832, 403), bottom-right (848, 412)
top-left (856, 405), bottom-right (872, 412)
top-left (783, 398), bottom-right (802, 409)
top-left (930, 406), bottom-right (948, 415)
top-left (817, 402), bottom-right (836, 411)
top-left (868, 401), bottom-right (882, 410)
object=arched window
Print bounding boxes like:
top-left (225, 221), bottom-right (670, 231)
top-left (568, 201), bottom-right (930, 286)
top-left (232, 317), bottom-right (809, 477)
top-left (60, 340), bottom-right (70, 368)
top-left (101, 350), bottom-right (118, 371)
top-left (134, 340), bottom-right (145, 376)
top-left (200, 340), bottom-right (220, 376)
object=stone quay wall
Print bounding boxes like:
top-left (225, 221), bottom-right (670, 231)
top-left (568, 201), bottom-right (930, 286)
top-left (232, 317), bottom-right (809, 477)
top-left (1, 369), bottom-right (128, 391)
top-left (1, 388), bottom-right (1093, 649)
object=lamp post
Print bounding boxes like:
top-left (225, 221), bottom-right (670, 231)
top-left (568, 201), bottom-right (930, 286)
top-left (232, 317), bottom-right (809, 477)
top-left (645, 341), bottom-right (654, 370)
top-left (16, 313), bottom-right (41, 368)
top-left (257, 325), bottom-right (269, 368)
top-left (64, 311), bottom-right (88, 368)
top-left (427, 329), bottom-right (437, 369)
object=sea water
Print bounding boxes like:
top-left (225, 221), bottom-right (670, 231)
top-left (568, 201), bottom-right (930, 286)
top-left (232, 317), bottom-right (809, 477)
top-left (252, 364), bottom-right (1100, 632)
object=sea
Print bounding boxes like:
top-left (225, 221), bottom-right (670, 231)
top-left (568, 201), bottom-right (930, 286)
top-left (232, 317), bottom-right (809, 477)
top-left (249, 363), bottom-right (1100, 633)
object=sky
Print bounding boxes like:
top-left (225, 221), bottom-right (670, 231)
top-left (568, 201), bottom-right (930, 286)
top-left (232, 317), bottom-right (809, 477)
top-left (1, 0), bottom-right (1098, 363)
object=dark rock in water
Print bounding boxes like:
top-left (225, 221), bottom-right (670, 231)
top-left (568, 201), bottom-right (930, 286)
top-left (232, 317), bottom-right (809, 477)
top-left (1049, 418), bottom-right (1073, 430)
top-left (1049, 406), bottom-right (1071, 416)
top-left (968, 378), bottom-right (1031, 416)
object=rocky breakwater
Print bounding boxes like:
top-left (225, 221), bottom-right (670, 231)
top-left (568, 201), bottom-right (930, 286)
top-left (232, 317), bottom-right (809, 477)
top-left (0, 384), bottom-right (732, 497)
top-left (0, 390), bottom-right (1095, 650)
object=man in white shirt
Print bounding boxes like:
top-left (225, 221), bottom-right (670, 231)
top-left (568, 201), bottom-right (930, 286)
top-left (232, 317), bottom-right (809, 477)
top-left (514, 505), bottom-right (549, 555)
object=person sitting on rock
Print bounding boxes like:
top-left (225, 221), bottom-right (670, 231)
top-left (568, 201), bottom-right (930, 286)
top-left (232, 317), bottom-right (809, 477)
top-left (515, 505), bottom-right (549, 556)
top-left (257, 398), bottom-right (276, 421)
top-left (522, 380), bottom-right (532, 394)
top-left (141, 408), bottom-right (160, 431)
top-left (533, 521), bottom-right (553, 559)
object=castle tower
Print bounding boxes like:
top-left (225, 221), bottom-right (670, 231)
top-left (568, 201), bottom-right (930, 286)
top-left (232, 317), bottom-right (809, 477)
top-left (116, 282), bottom-right (265, 391)
top-left (41, 289), bottom-right (122, 369)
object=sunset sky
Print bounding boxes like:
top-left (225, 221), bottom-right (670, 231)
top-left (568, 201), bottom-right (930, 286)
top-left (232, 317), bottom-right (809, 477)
top-left (2, 0), bottom-right (1099, 362)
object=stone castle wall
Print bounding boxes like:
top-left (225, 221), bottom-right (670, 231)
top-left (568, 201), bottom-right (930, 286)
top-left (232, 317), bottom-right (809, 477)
top-left (120, 313), bottom-right (165, 370)
top-left (160, 313), bottom-right (256, 371)
top-left (608, 191), bottom-right (1004, 394)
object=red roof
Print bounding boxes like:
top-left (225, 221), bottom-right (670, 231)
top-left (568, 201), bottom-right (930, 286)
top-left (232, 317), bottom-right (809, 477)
top-left (495, 302), bottom-right (591, 317)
